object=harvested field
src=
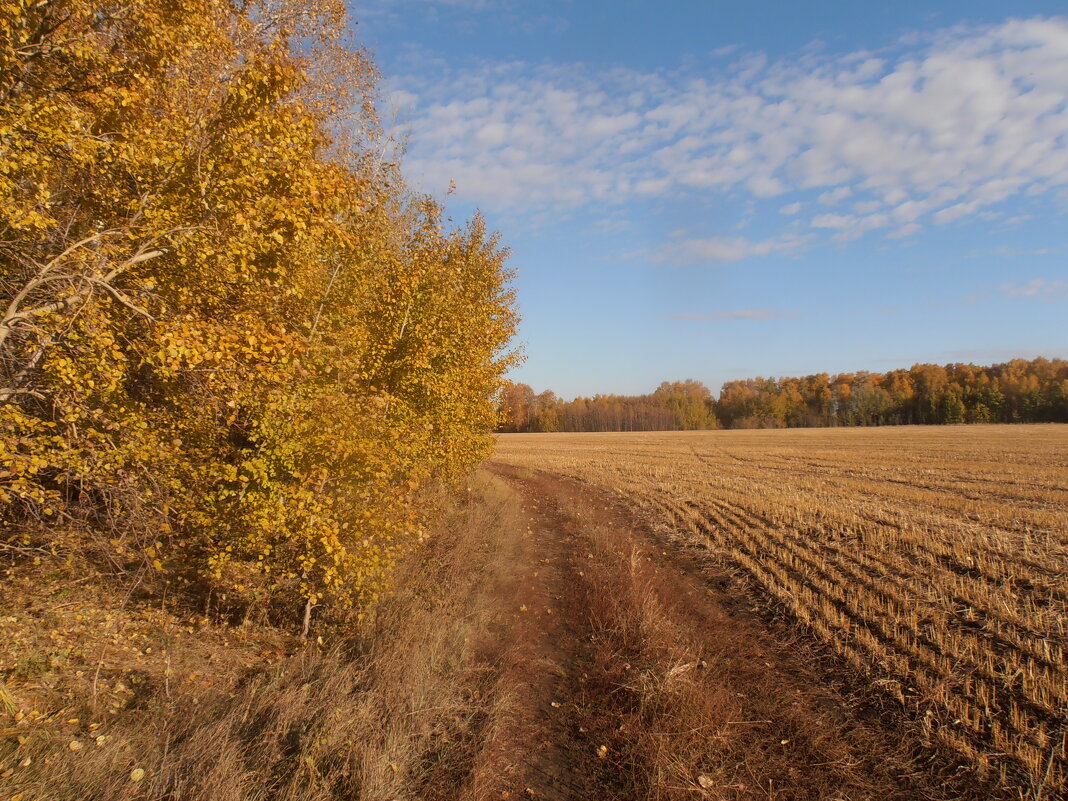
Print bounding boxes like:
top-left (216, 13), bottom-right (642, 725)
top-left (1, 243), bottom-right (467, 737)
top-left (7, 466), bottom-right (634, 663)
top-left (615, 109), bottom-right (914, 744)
top-left (494, 424), bottom-right (1068, 796)
top-left (5, 425), bottom-right (1065, 800)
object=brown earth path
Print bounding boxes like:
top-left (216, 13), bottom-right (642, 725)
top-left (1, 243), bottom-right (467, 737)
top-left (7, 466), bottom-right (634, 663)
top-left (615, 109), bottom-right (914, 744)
top-left (467, 462), bottom-right (991, 801)
top-left (1, 463), bottom-right (621, 801)
top-left (459, 465), bottom-right (607, 800)
top-left (1, 461), bottom-right (996, 800)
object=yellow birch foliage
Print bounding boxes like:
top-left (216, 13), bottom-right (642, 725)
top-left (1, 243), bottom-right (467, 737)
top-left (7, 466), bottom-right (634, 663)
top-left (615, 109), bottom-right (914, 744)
top-left (0, 0), bottom-right (518, 618)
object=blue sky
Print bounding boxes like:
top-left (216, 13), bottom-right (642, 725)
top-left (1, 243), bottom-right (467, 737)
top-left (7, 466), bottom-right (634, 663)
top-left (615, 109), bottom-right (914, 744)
top-left (352, 1), bottom-right (1068, 398)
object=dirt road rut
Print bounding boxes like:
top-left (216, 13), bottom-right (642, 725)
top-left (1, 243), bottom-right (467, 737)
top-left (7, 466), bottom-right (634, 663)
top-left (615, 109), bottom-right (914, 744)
top-left (462, 463), bottom-right (985, 801)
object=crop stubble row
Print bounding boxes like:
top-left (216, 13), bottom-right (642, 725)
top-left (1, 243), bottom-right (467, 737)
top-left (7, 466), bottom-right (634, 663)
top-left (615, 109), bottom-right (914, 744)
top-left (493, 425), bottom-right (1068, 792)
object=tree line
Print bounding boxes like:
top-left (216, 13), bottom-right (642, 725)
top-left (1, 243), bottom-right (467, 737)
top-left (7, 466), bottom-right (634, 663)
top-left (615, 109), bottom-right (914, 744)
top-left (497, 358), bottom-right (1068, 432)
top-left (1, 0), bottom-right (517, 625)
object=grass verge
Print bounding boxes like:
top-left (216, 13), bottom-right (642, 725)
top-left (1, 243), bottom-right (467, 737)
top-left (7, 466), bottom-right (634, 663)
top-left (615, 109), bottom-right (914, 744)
top-left (0, 471), bottom-right (521, 801)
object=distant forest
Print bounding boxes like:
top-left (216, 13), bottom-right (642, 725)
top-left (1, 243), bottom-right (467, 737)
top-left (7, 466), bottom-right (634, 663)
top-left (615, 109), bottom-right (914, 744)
top-left (497, 357), bottom-right (1068, 432)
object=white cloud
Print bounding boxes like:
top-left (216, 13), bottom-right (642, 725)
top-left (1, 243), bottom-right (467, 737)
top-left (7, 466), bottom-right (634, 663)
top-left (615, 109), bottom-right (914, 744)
top-left (810, 213), bottom-right (854, 230)
top-left (656, 235), bottom-right (805, 264)
top-left (593, 217), bottom-right (631, 233)
top-left (818, 187), bottom-right (852, 205)
top-left (933, 200), bottom-right (981, 224)
top-left (887, 222), bottom-right (921, 239)
top-left (1001, 214), bottom-right (1033, 225)
top-left (989, 244), bottom-right (1060, 257)
top-left (393, 16), bottom-right (1068, 246)
top-left (999, 279), bottom-right (1068, 299)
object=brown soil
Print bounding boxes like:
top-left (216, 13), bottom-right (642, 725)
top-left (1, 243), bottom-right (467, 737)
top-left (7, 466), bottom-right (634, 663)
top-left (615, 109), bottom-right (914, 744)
top-left (2, 464), bottom-right (1002, 800)
top-left (472, 462), bottom-right (995, 801)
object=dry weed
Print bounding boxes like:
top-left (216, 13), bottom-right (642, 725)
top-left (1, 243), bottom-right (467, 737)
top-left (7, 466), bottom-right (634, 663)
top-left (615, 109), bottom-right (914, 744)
top-left (0, 473), bottom-right (522, 801)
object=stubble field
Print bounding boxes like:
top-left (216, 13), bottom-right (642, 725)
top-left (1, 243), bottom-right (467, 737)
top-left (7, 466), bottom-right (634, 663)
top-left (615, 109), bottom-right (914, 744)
top-left (494, 425), bottom-right (1068, 795)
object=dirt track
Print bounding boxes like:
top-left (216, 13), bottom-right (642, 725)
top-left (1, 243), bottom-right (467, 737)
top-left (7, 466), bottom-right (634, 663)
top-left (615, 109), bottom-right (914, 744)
top-left (2, 462), bottom-right (999, 800)
top-left (466, 463), bottom-right (988, 801)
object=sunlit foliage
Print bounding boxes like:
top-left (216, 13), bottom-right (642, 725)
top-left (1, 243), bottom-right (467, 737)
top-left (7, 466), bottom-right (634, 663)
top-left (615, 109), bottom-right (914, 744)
top-left (717, 358), bottom-right (1068, 428)
top-left (501, 358), bottom-right (1067, 433)
top-left (498, 379), bottom-right (717, 433)
top-left (0, 0), bottom-right (518, 618)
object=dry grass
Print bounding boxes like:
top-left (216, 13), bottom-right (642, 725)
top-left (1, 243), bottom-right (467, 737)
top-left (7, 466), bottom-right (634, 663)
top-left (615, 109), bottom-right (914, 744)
top-left (577, 499), bottom-right (790, 801)
top-left (6, 426), bottom-right (1065, 799)
top-left (495, 425), bottom-right (1068, 797)
top-left (0, 472), bottom-right (525, 801)
top-left (556, 488), bottom-right (961, 800)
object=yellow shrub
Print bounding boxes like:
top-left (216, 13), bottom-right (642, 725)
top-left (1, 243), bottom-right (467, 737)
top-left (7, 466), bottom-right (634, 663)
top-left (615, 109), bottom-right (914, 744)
top-left (0, 0), bottom-right (518, 622)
